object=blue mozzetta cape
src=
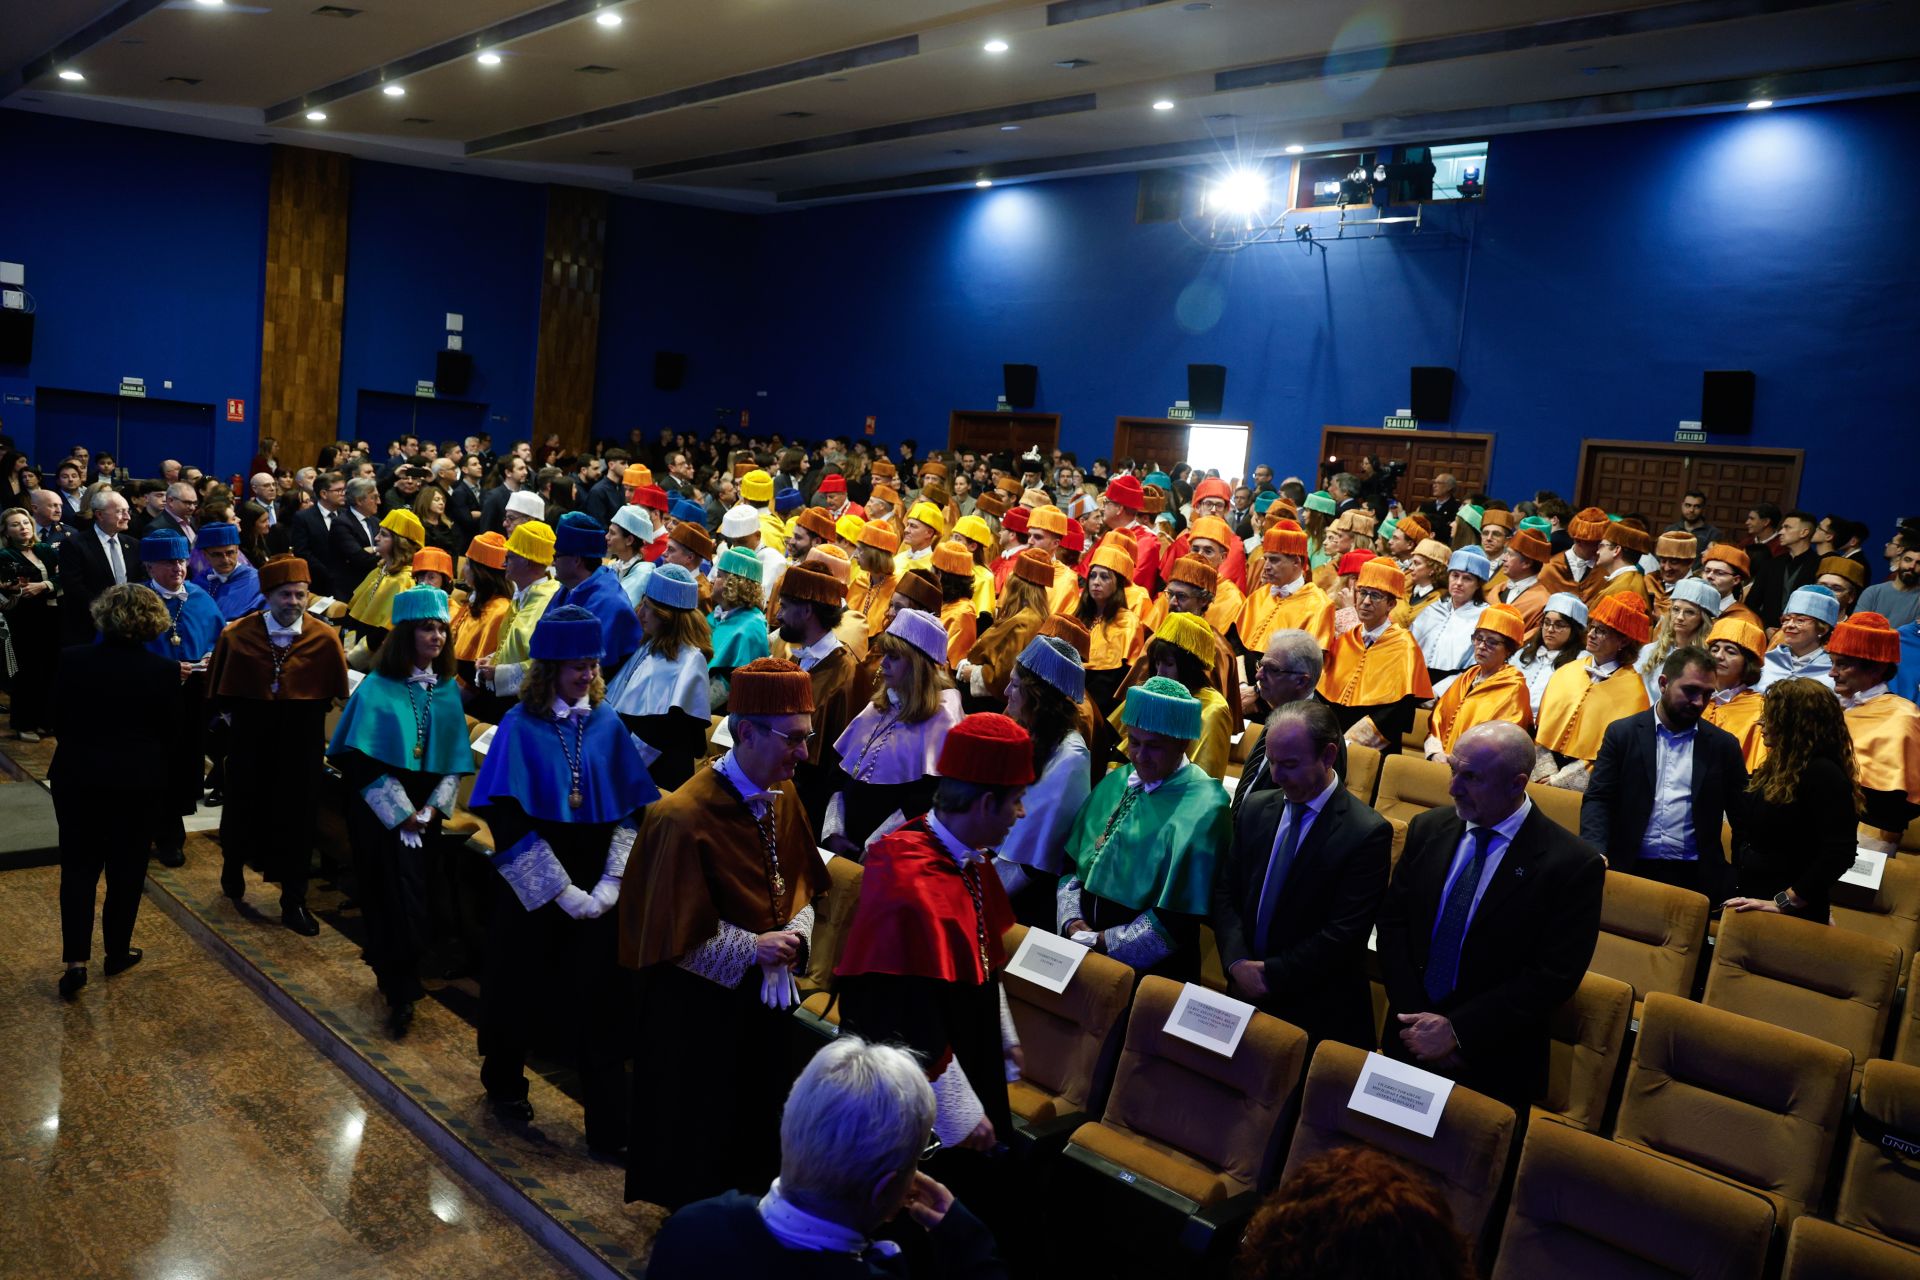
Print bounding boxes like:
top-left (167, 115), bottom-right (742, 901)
top-left (141, 581), bottom-right (226, 661)
top-left (325, 671), bottom-right (475, 776)
top-left (553, 567), bottom-right (642, 669)
top-left (194, 561), bottom-right (265, 622)
top-left (468, 701), bottom-right (658, 823)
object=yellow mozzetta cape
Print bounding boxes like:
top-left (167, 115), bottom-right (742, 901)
top-left (1537, 657), bottom-right (1650, 762)
top-left (1703, 689), bottom-right (1767, 770)
top-left (1237, 580), bottom-right (1335, 653)
top-left (494, 577), bottom-right (560, 666)
top-left (1319, 622), bottom-right (1434, 708)
top-left (1108, 684), bottom-right (1233, 779)
top-left (347, 565), bottom-right (413, 630)
top-left (1431, 664), bottom-right (1533, 753)
top-left (1084, 608), bottom-right (1146, 673)
top-left (939, 598), bottom-right (976, 667)
top-left (1389, 587), bottom-right (1444, 630)
top-left (1844, 692), bottom-right (1920, 804)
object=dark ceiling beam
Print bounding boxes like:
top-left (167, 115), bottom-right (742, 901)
top-left (1046, 0), bottom-right (1179, 22)
top-left (264, 0), bottom-right (604, 123)
top-left (630, 94), bottom-right (1098, 181)
top-left (0, 0), bottom-right (172, 100)
top-left (465, 34), bottom-right (919, 155)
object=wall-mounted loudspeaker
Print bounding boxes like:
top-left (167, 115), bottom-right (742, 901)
top-left (1701, 370), bottom-right (1754, 434)
top-left (654, 351), bottom-right (688, 391)
top-left (1187, 363), bottom-right (1226, 417)
top-left (435, 349), bottom-right (473, 397)
top-left (1410, 366), bottom-right (1455, 422)
top-left (1003, 363), bottom-right (1037, 409)
top-left (0, 310), bottom-right (33, 365)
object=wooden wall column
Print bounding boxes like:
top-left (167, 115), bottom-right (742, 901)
top-left (259, 145), bottom-right (351, 473)
top-left (531, 185), bottom-right (608, 455)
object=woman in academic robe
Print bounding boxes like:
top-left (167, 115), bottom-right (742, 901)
top-left (1057, 678), bottom-right (1231, 983)
top-left (955, 548), bottom-right (1054, 710)
top-left (605, 563), bottom-right (711, 792)
top-left (467, 605), bottom-right (658, 1151)
top-left (606, 506), bottom-right (657, 608)
top-left (1534, 592), bottom-right (1652, 789)
top-left (343, 507), bottom-right (422, 654)
top-left (1825, 611), bottom-right (1920, 844)
top-left (1703, 615), bottom-right (1770, 770)
top-left (139, 528), bottom-right (227, 866)
top-left (853, 523), bottom-right (900, 634)
top-left (325, 586), bottom-right (476, 1035)
top-left (1637, 578), bottom-right (1720, 701)
top-left (1073, 542), bottom-right (1145, 720)
top-left (1422, 604), bottom-right (1533, 759)
top-left (1108, 611), bottom-right (1233, 779)
top-left (995, 636), bottom-right (1093, 924)
top-left (821, 609), bottom-right (963, 857)
top-left (1512, 593), bottom-right (1589, 711)
top-left (707, 545), bottom-right (772, 713)
top-left (932, 541), bottom-right (979, 666)
top-left (450, 532), bottom-right (513, 695)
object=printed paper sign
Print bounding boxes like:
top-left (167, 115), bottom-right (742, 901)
top-left (1006, 928), bottom-right (1089, 994)
top-left (1164, 982), bottom-right (1255, 1057)
top-left (1840, 847), bottom-right (1887, 892)
top-left (1347, 1051), bottom-right (1455, 1138)
top-left (470, 724), bottom-right (497, 757)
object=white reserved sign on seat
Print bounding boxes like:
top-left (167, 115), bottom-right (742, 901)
top-left (1164, 983), bottom-right (1255, 1057)
top-left (471, 724), bottom-right (497, 757)
top-left (1840, 847), bottom-right (1887, 892)
top-left (1005, 928), bottom-right (1089, 994)
top-left (1347, 1051), bottom-right (1454, 1139)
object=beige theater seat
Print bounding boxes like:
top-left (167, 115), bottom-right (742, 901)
top-left (1782, 1217), bottom-right (1920, 1280)
top-left (1524, 780), bottom-right (1582, 835)
top-left (1000, 924), bottom-right (1134, 1142)
top-left (1831, 854), bottom-right (1920, 969)
top-left (1590, 870), bottom-right (1710, 1022)
top-left (1835, 1058), bottom-right (1920, 1249)
top-left (1344, 742), bottom-right (1382, 807)
top-left (1493, 1118), bottom-right (1774, 1280)
top-left (1899, 953), bottom-right (1920, 1067)
top-left (1532, 970), bottom-right (1633, 1134)
top-left (1374, 754), bottom-right (1454, 869)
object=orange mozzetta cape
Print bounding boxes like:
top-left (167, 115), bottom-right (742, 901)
top-left (1237, 580), bottom-right (1335, 653)
top-left (1703, 689), bottom-right (1768, 770)
top-left (1537, 659), bottom-right (1651, 762)
top-left (1844, 693), bottom-right (1920, 804)
top-left (1084, 609), bottom-right (1146, 673)
top-left (451, 593), bottom-right (512, 664)
top-left (939, 599), bottom-right (977, 667)
top-left (861, 575), bottom-right (898, 635)
top-left (1318, 622), bottom-right (1434, 708)
top-left (1431, 664), bottom-right (1533, 753)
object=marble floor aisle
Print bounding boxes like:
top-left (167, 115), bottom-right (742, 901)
top-left (0, 865), bottom-right (572, 1280)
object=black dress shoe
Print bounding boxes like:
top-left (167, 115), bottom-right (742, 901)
top-left (221, 868), bottom-right (246, 902)
top-left (154, 847), bottom-right (186, 869)
top-left (203, 788), bottom-right (224, 808)
top-left (104, 949), bottom-right (143, 976)
top-left (281, 905), bottom-right (321, 936)
top-left (387, 1000), bottom-right (415, 1038)
top-left (58, 967), bottom-right (87, 1000)
top-left (490, 1096), bottom-right (535, 1125)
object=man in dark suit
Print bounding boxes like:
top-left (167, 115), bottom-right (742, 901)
top-left (446, 456), bottom-right (485, 541)
top-left (329, 477), bottom-right (383, 589)
top-left (480, 455), bottom-right (532, 535)
top-left (1234, 629), bottom-right (1345, 819)
top-left (1213, 700), bottom-right (1389, 1049)
top-left (1418, 473), bottom-right (1463, 545)
top-left (288, 470), bottom-right (349, 599)
top-left (584, 449), bottom-right (631, 524)
top-left (58, 489), bottom-right (144, 645)
top-left (29, 491), bottom-right (76, 546)
top-left (1582, 645), bottom-right (1746, 899)
top-left (1377, 721), bottom-right (1604, 1113)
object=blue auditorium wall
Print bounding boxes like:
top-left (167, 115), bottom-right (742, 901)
top-left (0, 112), bottom-right (269, 481)
top-left (747, 94), bottom-right (1920, 524)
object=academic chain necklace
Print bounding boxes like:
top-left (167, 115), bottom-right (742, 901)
top-left (959, 859), bottom-right (991, 975)
top-left (850, 711), bottom-right (905, 782)
top-left (165, 596), bottom-right (183, 648)
top-left (551, 713), bottom-right (586, 809)
top-left (715, 768), bottom-right (786, 914)
top-left (406, 681), bottom-right (432, 761)
top-left (1080, 785), bottom-right (1144, 882)
top-left (267, 637), bottom-right (291, 694)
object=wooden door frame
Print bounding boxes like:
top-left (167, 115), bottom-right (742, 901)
top-left (1317, 425), bottom-right (1497, 478)
top-left (1113, 416), bottom-right (1254, 463)
top-left (946, 410), bottom-right (1060, 453)
top-left (1573, 438), bottom-right (1803, 509)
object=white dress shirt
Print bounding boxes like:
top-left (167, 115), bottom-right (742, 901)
top-left (1250, 773), bottom-right (1340, 922)
top-left (1434, 796), bottom-right (1533, 937)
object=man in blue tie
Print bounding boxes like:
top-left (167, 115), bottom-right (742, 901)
top-left (1210, 700), bottom-right (1389, 1050)
top-left (1376, 721), bottom-right (1604, 1114)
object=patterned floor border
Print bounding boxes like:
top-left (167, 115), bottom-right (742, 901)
top-left (143, 865), bottom-right (647, 1280)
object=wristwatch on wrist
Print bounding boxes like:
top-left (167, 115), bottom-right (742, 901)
top-left (1773, 890), bottom-right (1793, 911)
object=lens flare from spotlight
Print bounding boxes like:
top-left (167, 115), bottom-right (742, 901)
top-left (1207, 168), bottom-right (1268, 215)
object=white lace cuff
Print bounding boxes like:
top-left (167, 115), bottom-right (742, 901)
top-left (999, 985), bottom-right (1019, 1053)
top-left (931, 1055), bottom-right (986, 1148)
top-left (1103, 911), bottom-right (1174, 971)
top-left (677, 921), bottom-right (760, 988)
top-left (604, 823), bottom-right (637, 879)
top-left (489, 831), bottom-right (572, 910)
top-left (492, 661), bottom-right (526, 698)
top-left (786, 901), bottom-right (815, 944)
top-left (821, 791), bottom-right (847, 841)
top-left (361, 775), bottom-right (416, 830)
top-left (1056, 876), bottom-right (1086, 934)
top-left (426, 774), bottom-right (458, 816)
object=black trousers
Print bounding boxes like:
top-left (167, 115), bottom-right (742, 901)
top-left (220, 703), bottom-right (328, 908)
top-left (154, 674), bottom-right (209, 853)
top-left (478, 881), bottom-right (629, 1147)
top-left (345, 800), bottom-right (435, 1006)
top-left (55, 784), bottom-right (153, 963)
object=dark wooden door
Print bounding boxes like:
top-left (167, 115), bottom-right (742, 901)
top-left (1318, 426), bottom-right (1494, 502)
top-left (1113, 418), bottom-right (1190, 472)
top-left (1576, 441), bottom-right (1801, 533)
top-left (947, 410), bottom-right (1059, 457)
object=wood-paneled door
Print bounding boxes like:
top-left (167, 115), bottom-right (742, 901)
top-left (1112, 417), bottom-right (1255, 473)
top-left (1575, 440), bottom-right (1802, 534)
top-left (1317, 426), bottom-right (1494, 502)
top-left (947, 410), bottom-right (1059, 457)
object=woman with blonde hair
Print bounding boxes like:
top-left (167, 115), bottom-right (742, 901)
top-left (820, 609), bottom-right (963, 855)
top-left (605, 563), bottom-right (712, 791)
top-left (1391, 538), bottom-right (1452, 628)
top-left (1723, 677), bottom-right (1861, 920)
top-left (1701, 615), bottom-right (1769, 769)
top-left (345, 508), bottom-right (422, 651)
top-left (707, 545), bottom-right (771, 712)
top-left (412, 483), bottom-right (462, 559)
top-left (854, 523), bottom-right (900, 633)
top-left (956, 548), bottom-right (1054, 708)
top-left (1638, 578), bottom-right (1720, 699)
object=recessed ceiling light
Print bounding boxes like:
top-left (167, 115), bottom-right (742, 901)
top-left (1746, 98), bottom-right (1773, 109)
top-left (382, 83), bottom-right (404, 96)
top-left (477, 51), bottom-right (501, 66)
top-left (305, 109), bottom-right (327, 121)
top-left (1284, 144), bottom-right (1304, 154)
top-left (595, 9), bottom-right (622, 26)
top-left (1000, 124), bottom-right (1020, 132)
top-left (196, 0), bottom-right (226, 7)
top-left (57, 69), bottom-right (84, 82)
top-left (983, 39), bottom-right (1008, 53)
top-left (1152, 99), bottom-right (1175, 111)
top-left (975, 179), bottom-right (993, 188)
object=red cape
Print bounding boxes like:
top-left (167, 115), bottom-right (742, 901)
top-left (835, 820), bottom-right (1014, 985)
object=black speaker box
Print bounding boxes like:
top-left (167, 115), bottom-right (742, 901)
top-left (1701, 370), bottom-right (1754, 434)
top-left (435, 349), bottom-right (472, 397)
top-left (654, 351), bottom-right (688, 391)
top-left (0, 310), bottom-right (33, 365)
top-left (1411, 366), bottom-right (1454, 422)
top-left (1003, 363), bottom-right (1037, 409)
top-left (1187, 363), bottom-right (1226, 417)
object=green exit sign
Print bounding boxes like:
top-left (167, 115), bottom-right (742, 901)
top-left (1383, 415), bottom-right (1419, 431)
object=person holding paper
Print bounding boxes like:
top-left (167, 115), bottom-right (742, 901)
top-left (324, 586), bottom-right (477, 1036)
top-left (138, 528), bottom-right (226, 868)
top-left (205, 555), bottom-right (349, 934)
top-left (1212, 700), bottom-right (1390, 1050)
top-left (835, 713), bottom-right (1032, 1153)
top-left (605, 563), bottom-right (712, 792)
top-left (1057, 678), bottom-right (1231, 980)
top-left (465, 605), bottom-right (657, 1148)
top-left (617, 658), bottom-right (830, 1210)
top-left (1376, 721), bottom-right (1604, 1114)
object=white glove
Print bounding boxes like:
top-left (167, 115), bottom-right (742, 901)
top-left (1070, 930), bottom-right (1099, 948)
top-left (588, 877), bottom-right (621, 914)
top-left (399, 827), bottom-right (424, 849)
top-left (758, 963), bottom-right (798, 1010)
top-left (968, 664), bottom-right (990, 697)
top-left (956, 660), bottom-right (976, 684)
top-left (555, 884), bottom-right (600, 919)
